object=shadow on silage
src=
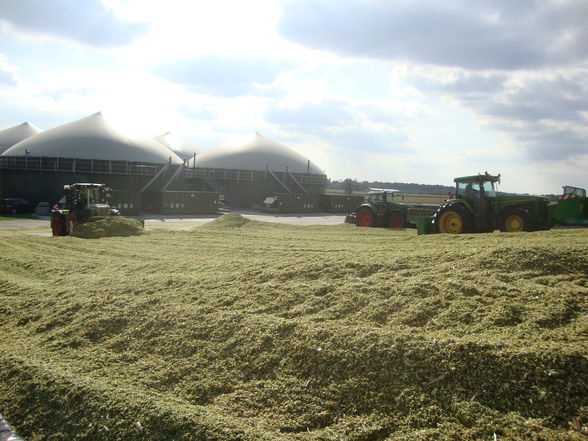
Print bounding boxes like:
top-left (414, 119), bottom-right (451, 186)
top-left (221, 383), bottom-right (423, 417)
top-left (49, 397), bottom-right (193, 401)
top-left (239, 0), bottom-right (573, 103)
top-left (469, 245), bottom-right (588, 275)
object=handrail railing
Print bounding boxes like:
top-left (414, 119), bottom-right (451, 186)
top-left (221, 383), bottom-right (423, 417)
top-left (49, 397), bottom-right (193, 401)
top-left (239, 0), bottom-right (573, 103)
top-left (0, 155), bottom-right (164, 176)
top-left (0, 156), bottom-right (329, 185)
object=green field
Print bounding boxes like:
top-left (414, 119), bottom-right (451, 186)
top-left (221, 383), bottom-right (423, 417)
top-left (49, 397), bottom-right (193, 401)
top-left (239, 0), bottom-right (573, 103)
top-left (0, 214), bottom-right (587, 440)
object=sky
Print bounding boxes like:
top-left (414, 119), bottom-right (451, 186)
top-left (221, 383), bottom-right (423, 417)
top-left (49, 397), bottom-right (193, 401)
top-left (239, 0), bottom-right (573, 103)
top-left (0, 0), bottom-right (587, 194)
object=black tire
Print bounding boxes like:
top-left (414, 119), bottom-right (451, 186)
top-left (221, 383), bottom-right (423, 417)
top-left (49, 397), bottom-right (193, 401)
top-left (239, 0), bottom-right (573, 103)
top-left (434, 204), bottom-right (474, 234)
top-left (356, 207), bottom-right (375, 227)
top-left (498, 208), bottom-right (530, 232)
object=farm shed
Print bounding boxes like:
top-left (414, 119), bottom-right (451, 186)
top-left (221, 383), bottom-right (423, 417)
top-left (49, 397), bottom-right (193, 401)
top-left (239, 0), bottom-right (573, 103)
top-left (0, 121), bottom-right (42, 154)
top-left (183, 133), bottom-right (327, 209)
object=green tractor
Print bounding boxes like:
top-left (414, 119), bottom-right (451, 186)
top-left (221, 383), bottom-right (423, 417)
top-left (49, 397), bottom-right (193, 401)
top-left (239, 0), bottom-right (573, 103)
top-left (51, 183), bottom-right (119, 236)
top-left (432, 173), bottom-right (552, 234)
top-left (352, 189), bottom-right (438, 228)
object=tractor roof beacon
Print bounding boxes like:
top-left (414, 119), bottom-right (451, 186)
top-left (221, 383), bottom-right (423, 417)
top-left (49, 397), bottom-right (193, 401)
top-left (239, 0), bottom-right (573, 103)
top-left (51, 183), bottom-right (119, 236)
top-left (432, 172), bottom-right (552, 234)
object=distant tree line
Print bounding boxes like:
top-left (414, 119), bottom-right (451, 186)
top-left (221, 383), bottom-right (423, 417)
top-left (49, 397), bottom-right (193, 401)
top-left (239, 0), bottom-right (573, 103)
top-left (329, 179), bottom-right (454, 195)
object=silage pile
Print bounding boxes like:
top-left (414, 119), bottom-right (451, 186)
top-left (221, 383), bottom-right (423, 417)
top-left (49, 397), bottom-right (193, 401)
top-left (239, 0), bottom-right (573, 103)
top-left (70, 216), bottom-right (144, 238)
top-left (0, 217), bottom-right (587, 440)
top-left (205, 212), bottom-right (254, 228)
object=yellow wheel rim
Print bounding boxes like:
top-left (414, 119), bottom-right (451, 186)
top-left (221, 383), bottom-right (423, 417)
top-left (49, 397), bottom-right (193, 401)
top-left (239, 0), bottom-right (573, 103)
top-left (439, 211), bottom-right (463, 234)
top-left (505, 215), bottom-right (524, 232)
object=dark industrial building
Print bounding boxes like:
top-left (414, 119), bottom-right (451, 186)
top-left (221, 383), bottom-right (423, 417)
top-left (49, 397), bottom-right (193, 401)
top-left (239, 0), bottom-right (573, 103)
top-left (0, 113), bottom-right (353, 214)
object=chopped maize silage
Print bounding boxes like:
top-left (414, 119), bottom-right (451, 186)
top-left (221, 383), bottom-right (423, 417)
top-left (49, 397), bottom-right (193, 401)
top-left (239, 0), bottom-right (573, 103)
top-left (0, 214), bottom-right (587, 440)
top-left (70, 216), bottom-right (144, 238)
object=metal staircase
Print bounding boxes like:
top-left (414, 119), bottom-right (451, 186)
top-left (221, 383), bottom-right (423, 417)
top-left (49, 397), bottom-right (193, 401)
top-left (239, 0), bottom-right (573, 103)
top-left (141, 162), bottom-right (172, 192)
top-left (203, 175), bottom-right (240, 208)
top-left (287, 171), bottom-right (308, 194)
top-left (162, 163), bottom-right (185, 191)
top-left (268, 170), bottom-right (293, 193)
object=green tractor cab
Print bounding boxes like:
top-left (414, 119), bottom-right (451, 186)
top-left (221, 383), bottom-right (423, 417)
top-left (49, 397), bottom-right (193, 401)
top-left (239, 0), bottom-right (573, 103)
top-left (51, 183), bottom-right (119, 236)
top-left (351, 188), bottom-right (438, 228)
top-left (432, 173), bottom-right (552, 234)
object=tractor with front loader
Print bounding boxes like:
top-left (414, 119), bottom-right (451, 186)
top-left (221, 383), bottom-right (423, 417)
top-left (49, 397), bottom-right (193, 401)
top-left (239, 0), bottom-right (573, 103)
top-left (432, 173), bottom-right (552, 234)
top-left (351, 189), bottom-right (439, 228)
top-left (51, 183), bottom-right (119, 236)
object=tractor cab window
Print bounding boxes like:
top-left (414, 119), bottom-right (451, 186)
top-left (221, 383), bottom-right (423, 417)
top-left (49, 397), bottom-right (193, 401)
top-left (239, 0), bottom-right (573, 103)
top-left (456, 182), bottom-right (481, 199)
top-left (367, 193), bottom-right (385, 204)
top-left (563, 186), bottom-right (586, 198)
top-left (482, 181), bottom-right (496, 197)
top-left (88, 187), bottom-right (101, 205)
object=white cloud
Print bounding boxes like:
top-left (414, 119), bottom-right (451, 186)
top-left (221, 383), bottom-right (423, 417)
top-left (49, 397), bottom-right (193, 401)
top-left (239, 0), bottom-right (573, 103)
top-left (108, 0), bottom-right (298, 64)
top-left (0, 0), bottom-right (149, 47)
top-left (278, 0), bottom-right (588, 70)
top-left (0, 54), bottom-right (18, 86)
top-left (154, 54), bottom-right (293, 97)
top-left (409, 68), bottom-right (588, 162)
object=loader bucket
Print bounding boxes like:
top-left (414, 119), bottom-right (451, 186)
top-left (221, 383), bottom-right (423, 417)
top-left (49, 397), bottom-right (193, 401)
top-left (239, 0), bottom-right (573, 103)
top-left (553, 195), bottom-right (588, 226)
top-left (416, 216), bottom-right (435, 235)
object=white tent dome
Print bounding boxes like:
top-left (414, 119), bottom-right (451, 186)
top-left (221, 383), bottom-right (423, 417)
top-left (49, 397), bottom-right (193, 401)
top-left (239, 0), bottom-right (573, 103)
top-left (133, 136), bottom-right (181, 160)
top-left (2, 112), bottom-right (183, 164)
top-left (154, 132), bottom-right (203, 161)
top-left (0, 122), bottom-right (42, 153)
top-left (189, 133), bottom-right (324, 174)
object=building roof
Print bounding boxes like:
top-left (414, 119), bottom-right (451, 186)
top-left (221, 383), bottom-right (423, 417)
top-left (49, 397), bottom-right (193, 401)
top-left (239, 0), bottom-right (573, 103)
top-left (189, 133), bottom-right (324, 175)
top-left (0, 122), bottom-right (43, 153)
top-left (154, 132), bottom-right (203, 160)
top-left (2, 112), bottom-right (183, 164)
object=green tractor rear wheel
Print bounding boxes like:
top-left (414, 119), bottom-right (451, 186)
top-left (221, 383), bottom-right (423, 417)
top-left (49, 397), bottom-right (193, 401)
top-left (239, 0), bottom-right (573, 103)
top-left (498, 209), bottom-right (530, 232)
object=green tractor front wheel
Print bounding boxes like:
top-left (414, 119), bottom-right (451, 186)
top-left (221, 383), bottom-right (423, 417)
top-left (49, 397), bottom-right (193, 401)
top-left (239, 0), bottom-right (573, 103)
top-left (356, 208), bottom-right (375, 227)
top-left (388, 212), bottom-right (405, 228)
top-left (435, 205), bottom-right (473, 234)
